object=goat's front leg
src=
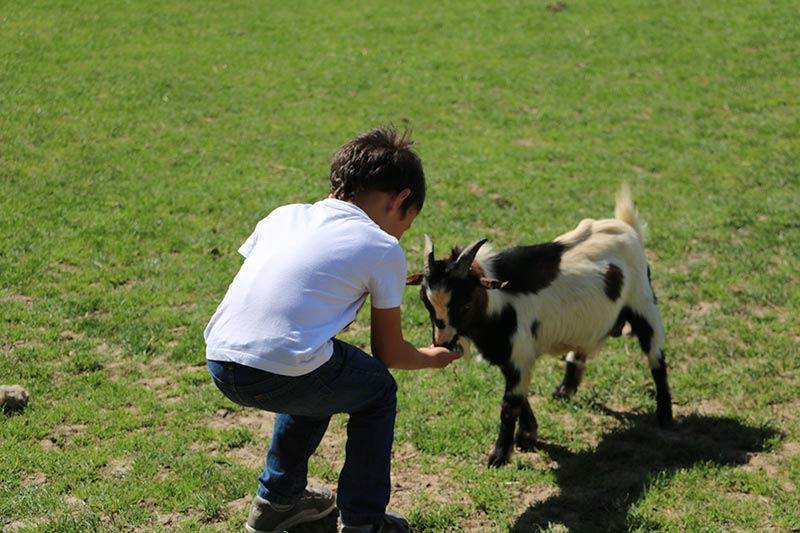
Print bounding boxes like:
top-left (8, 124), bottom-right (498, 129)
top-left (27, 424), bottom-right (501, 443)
top-left (552, 351), bottom-right (586, 399)
top-left (488, 392), bottom-right (522, 467)
top-left (489, 365), bottom-right (530, 467)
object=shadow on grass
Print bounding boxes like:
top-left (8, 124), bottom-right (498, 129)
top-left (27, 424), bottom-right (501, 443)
top-left (511, 409), bottom-right (781, 533)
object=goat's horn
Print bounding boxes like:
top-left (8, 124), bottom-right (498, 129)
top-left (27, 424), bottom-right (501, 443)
top-left (454, 238), bottom-right (488, 277)
top-left (423, 234), bottom-right (435, 274)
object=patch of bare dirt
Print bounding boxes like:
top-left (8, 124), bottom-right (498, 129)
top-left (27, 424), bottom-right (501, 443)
top-left (683, 398), bottom-right (726, 417)
top-left (59, 329), bottom-right (85, 342)
top-left (3, 517), bottom-right (47, 532)
top-left (102, 457), bottom-right (134, 480)
top-left (741, 441), bottom-right (800, 492)
top-left (221, 495), bottom-right (253, 521)
top-left (95, 342), bottom-right (123, 358)
top-left (131, 498), bottom-right (200, 532)
top-left (688, 301), bottom-right (721, 316)
top-left (771, 397), bottom-right (800, 423)
top-left (390, 442), bottom-right (469, 510)
top-left (209, 407), bottom-right (276, 437)
top-left (1, 293), bottom-right (33, 304)
top-left (20, 472), bottom-right (48, 488)
top-left (39, 424), bottom-right (89, 450)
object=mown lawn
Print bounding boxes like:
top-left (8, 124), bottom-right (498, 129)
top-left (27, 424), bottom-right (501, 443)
top-left (2, 1), bottom-right (798, 531)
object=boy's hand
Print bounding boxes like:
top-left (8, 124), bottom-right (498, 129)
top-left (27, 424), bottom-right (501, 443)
top-left (419, 345), bottom-right (462, 368)
top-left (371, 306), bottom-right (461, 370)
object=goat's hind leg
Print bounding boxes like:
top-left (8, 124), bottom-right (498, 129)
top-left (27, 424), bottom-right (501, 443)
top-left (650, 351), bottom-right (672, 426)
top-left (552, 351), bottom-right (587, 399)
top-left (515, 364), bottom-right (538, 450)
top-left (515, 397), bottom-right (538, 451)
top-left (627, 303), bottom-right (673, 426)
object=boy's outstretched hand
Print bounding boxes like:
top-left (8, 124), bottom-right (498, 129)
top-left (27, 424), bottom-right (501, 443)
top-left (370, 307), bottom-right (463, 370)
top-left (419, 345), bottom-right (462, 369)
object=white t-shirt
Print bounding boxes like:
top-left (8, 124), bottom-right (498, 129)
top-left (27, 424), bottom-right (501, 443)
top-left (204, 199), bottom-right (407, 376)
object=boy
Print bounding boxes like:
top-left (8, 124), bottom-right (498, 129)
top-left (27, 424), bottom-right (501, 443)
top-left (205, 126), bottom-right (461, 533)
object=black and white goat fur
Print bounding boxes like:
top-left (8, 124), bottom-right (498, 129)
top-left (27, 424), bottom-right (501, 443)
top-left (407, 185), bottom-right (672, 466)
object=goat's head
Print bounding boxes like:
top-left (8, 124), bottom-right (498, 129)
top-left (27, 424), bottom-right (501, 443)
top-left (407, 235), bottom-right (506, 349)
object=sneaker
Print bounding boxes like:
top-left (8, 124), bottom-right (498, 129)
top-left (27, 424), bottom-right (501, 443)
top-left (341, 511), bottom-right (410, 533)
top-left (245, 487), bottom-right (336, 533)
top-left (380, 512), bottom-right (411, 533)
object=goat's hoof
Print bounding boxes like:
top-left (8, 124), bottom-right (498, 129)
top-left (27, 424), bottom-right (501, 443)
top-left (656, 399), bottom-right (673, 427)
top-left (657, 411), bottom-right (674, 428)
top-left (487, 449), bottom-right (510, 468)
top-left (515, 431), bottom-right (537, 451)
top-left (552, 384), bottom-right (576, 400)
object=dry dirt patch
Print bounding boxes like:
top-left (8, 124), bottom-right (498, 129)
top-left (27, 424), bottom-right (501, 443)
top-left (205, 407), bottom-right (480, 519)
top-left (741, 441), bottom-right (800, 492)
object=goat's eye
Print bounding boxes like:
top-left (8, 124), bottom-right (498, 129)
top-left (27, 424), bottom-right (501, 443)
top-left (434, 318), bottom-right (446, 329)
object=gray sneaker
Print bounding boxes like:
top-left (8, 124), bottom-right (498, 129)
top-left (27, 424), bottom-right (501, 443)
top-left (380, 512), bottom-right (411, 533)
top-left (245, 487), bottom-right (336, 533)
top-left (341, 511), bottom-right (410, 533)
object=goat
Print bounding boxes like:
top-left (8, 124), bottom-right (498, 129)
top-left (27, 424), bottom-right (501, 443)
top-left (406, 185), bottom-right (672, 466)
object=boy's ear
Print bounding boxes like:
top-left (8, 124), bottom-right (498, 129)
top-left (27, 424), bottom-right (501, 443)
top-left (390, 188), bottom-right (412, 211)
top-left (406, 272), bottom-right (424, 285)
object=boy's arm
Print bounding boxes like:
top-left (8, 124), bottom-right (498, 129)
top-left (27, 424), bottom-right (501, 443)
top-left (370, 306), bottom-right (461, 370)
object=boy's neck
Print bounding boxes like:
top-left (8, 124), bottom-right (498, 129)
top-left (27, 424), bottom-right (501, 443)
top-left (349, 191), bottom-right (390, 228)
top-left (336, 190), bottom-right (415, 240)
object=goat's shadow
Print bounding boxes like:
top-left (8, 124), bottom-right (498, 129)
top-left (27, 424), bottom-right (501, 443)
top-left (510, 409), bottom-right (781, 532)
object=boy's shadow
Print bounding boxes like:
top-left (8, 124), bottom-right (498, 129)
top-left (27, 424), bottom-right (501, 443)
top-left (511, 409), bottom-right (781, 532)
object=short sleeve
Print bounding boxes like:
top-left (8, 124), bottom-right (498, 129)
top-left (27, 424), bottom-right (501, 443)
top-left (238, 208), bottom-right (282, 258)
top-left (238, 232), bottom-right (257, 258)
top-left (369, 244), bottom-right (407, 309)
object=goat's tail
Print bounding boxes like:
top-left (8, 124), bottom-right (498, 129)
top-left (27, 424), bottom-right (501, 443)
top-left (615, 183), bottom-right (647, 243)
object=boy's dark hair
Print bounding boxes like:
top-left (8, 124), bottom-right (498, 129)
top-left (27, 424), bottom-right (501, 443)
top-left (330, 126), bottom-right (426, 215)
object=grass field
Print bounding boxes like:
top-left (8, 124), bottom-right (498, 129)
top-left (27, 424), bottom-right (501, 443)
top-left (2, 0), bottom-right (799, 531)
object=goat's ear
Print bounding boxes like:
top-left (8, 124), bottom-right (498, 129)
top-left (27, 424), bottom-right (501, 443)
top-left (479, 277), bottom-right (508, 290)
top-left (406, 272), bottom-right (425, 286)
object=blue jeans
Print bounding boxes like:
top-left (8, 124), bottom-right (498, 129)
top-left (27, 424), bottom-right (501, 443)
top-left (207, 339), bottom-right (397, 527)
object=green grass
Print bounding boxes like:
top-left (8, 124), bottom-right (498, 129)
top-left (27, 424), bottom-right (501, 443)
top-left (2, 0), bottom-right (799, 531)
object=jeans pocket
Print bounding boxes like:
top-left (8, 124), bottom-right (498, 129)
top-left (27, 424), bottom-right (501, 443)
top-left (254, 372), bottom-right (336, 415)
top-left (244, 375), bottom-right (300, 402)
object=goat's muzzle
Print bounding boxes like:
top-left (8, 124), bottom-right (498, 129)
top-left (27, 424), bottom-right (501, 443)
top-left (437, 334), bottom-right (462, 352)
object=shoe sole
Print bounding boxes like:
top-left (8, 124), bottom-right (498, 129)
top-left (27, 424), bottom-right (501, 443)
top-left (245, 505), bottom-right (337, 533)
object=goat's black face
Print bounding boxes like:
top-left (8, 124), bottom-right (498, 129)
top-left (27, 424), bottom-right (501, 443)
top-left (419, 265), bottom-right (479, 349)
top-left (407, 235), bottom-right (491, 349)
